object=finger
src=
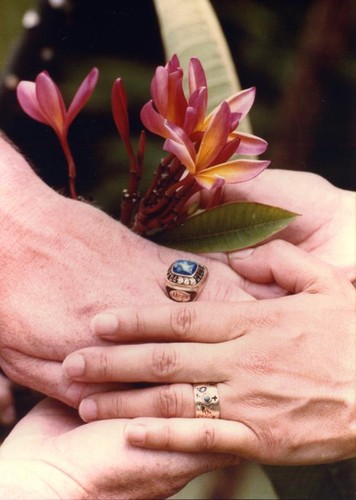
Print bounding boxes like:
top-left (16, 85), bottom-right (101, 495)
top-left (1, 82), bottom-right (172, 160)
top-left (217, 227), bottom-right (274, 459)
top-left (124, 417), bottom-right (259, 460)
top-left (91, 301), bottom-right (258, 343)
top-left (62, 341), bottom-right (229, 383)
top-left (0, 347), bottom-right (124, 408)
top-left (229, 240), bottom-right (347, 295)
top-left (78, 383), bottom-right (196, 422)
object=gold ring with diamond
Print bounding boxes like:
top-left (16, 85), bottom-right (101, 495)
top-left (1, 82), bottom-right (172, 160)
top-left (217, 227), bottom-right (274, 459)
top-left (194, 383), bottom-right (220, 418)
top-left (166, 259), bottom-right (208, 302)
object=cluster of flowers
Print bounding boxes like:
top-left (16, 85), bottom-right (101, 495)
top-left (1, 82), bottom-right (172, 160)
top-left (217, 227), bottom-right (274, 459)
top-left (16, 55), bottom-right (269, 235)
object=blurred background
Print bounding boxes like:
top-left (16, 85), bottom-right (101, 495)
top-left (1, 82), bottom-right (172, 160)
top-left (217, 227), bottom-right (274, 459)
top-left (0, 0), bottom-right (355, 218)
top-left (0, 3), bottom-right (355, 498)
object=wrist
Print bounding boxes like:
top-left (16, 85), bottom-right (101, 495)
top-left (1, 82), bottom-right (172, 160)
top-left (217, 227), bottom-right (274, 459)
top-left (0, 460), bottom-right (84, 500)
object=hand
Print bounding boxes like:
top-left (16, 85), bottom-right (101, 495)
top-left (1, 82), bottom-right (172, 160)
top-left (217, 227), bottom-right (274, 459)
top-left (0, 134), bottom-right (251, 407)
top-left (0, 398), bottom-right (237, 499)
top-left (0, 373), bottom-right (15, 426)
top-left (63, 241), bottom-right (356, 465)
top-left (223, 169), bottom-right (356, 296)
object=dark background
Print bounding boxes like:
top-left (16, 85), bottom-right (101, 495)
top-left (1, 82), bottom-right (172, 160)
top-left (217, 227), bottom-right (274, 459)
top-left (0, 0), bottom-right (355, 218)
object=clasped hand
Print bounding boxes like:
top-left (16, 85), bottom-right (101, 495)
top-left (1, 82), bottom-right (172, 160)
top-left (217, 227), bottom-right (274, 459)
top-left (63, 240), bottom-right (356, 465)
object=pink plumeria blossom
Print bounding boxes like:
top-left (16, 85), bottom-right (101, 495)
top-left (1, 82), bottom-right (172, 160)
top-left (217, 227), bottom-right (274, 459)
top-left (140, 55), bottom-right (269, 190)
top-left (17, 68), bottom-right (99, 141)
top-left (17, 68), bottom-right (99, 198)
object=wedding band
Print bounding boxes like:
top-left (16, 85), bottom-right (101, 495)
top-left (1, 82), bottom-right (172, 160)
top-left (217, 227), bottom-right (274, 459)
top-left (166, 259), bottom-right (208, 302)
top-left (194, 383), bottom-right (220, 418)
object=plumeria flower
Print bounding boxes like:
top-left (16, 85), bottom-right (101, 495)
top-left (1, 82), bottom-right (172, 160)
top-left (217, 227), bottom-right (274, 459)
top-left (140, 55), bottom-right (269, 189)
top-left (17, 68), bottom-right (99, 198)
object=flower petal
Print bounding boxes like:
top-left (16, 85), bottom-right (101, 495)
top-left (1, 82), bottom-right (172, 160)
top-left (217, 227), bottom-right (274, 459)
top-left (213, 135), bottom-right (241, 165)
top-left (67, 67), bottom-right (99, 127)
top-left (167, 68), bottom-right (187, 125)
top-left (195, 159), bottom-right (270, 189)
top-left (164, 138), bottom-right (196, 173)
top-left (151, 65), bottom-right (169, 117)
top-left (16, 81), bottom-right (50, 125)
top-left (35, 72), bottom-right (66, 137)
top-left (234, 131), bottom-right (268, 155)
top-left (195, 101), bottom-right (231, 171)
top-left (204, 87), bottom-right (256, 128)
top-left (188, 57), bottom-right (207, 94)
top-left (167, 54), bottom-right (181, 72)
top-left (112, 78), bottom-right (135, 159)
top-left (188, 87), bottom-right (208, 132)
top-left (140, 100), bottom-right (171, 139)
top-left (225, 87), bottom-right (256, 120)
top-left (183, 106), bottom-right (199, 136)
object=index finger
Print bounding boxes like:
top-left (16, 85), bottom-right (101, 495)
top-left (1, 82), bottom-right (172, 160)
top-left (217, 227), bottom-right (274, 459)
top-left (91, 300), bottom-right (261, 343)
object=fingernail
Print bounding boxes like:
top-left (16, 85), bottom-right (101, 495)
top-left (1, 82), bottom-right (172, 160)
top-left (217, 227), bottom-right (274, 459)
top-left (125, 423), bottom-right (147, 445)
top-left (229, 248), bottom-right (254, 259)
top-left (1, 405), bottom-right (16, 425)
top-left (91, 313), bottom-right (118, 337)
top-left (62, 354), bottom-right (85, 378)
top-left (79, 399), bottom-right (98, 422)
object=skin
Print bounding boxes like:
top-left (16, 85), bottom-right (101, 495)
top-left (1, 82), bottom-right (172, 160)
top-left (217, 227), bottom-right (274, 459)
top-left (0, 133), bottom-right (251, 410)
top-left (0, 133), bottom-right (243, 498)
top-left (1, 132), bottom-right (354, 466)
top-left (223, 169), bottom-right (356, 297)
top-left (0, 398), bottom-right (238, 500)
top-left (63, 241), bottom-right (356, 465)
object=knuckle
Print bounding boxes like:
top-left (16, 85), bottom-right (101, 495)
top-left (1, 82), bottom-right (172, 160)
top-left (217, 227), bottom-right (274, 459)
top-left (151, 345), bottom-right (179, 379)
top-left (267, 239), bottom-right (286, 252)
top-left (156, 385), bottom-right (183, 418)
top-left (198, 422), bottom-right (217, 451)
top-left (98, 350), bottom-right (112, 379)
top-left (131, 309), bottom-right (143, 335)
top-left (236, 301), bottom-right (273, 335)
top-left (160, 422), bottom-right (177, 449)
top-left (213, 279), bottom-right (239, 301)
top-left (111, 393), bottom-right (125, 418)
top-left (169, 305), bottom-right (197, 339)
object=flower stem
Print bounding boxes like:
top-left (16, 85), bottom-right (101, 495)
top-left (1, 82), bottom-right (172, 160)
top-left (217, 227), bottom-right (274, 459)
top-left (60, 136), bottom-right (77, 199)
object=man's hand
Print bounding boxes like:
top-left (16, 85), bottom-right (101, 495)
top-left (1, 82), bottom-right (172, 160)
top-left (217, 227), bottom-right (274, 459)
top-left (0, 134), bottom-right (250, 407)
top-left (63, 241), bottom-right (356, 465)
top-left (0, 398), bottom-right (237, 499)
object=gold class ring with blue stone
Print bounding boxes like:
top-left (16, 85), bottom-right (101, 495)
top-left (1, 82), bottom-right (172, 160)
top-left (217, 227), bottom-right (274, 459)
top-left (166, 259), bottom-right (208, 302)
top-left (194, 384), bottom-right (220, 418)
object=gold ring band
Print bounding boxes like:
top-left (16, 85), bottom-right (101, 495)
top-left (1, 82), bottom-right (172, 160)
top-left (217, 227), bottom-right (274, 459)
top-left (194, 383), bottom-right (220, 418)
top-left (166, 260), bottom-right (208, 302)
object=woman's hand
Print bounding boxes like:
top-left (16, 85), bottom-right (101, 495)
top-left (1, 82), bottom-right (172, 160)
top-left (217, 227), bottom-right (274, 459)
top-left (224, 169), bottom-right (356, 297)
top-left (63, 241), bottom-right (356, 465)
top-left (0, 398), bottom-right (237, 500)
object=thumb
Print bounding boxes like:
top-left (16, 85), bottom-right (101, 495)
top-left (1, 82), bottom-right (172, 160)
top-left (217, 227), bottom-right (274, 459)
top-left (229, 240), bottom-right (343, 295)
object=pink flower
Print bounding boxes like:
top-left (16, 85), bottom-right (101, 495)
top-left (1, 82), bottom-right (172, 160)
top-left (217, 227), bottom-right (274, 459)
top-left (140, 55), bottom-right (269, 189)
top-left (17, 68), bottom-right (99, 198)
top-left (17, 68), bottom-right (99, 143)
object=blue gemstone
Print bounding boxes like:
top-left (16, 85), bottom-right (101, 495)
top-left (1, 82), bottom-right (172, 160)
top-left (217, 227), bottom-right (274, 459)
top-left (172, 260), bottom-right (198, 276)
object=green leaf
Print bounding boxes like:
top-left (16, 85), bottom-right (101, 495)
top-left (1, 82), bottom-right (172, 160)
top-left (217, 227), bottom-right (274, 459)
top-left (154, 202), bottom-right (299, 252)
top-left (152, 0), bottom-right (252, 134)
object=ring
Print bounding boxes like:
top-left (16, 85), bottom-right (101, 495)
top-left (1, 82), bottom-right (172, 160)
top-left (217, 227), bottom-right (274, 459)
top-left (166, 259), bottom-right (208, 302)
top-left (194, 384), bottom-right (220, 418)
